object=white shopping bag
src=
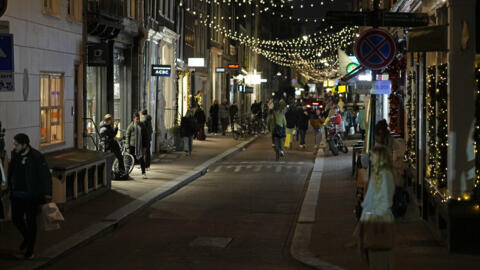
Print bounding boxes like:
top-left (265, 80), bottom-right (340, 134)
top-left (41, 202), bottom-right (64, 231)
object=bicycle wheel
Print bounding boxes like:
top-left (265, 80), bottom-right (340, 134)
top-left (123, 153), bottom-right (135, 174)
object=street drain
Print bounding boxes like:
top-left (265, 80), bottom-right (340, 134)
top-left (189, 237), bottom-right (232, 248)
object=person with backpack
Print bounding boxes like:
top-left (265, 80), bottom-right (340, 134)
top-left (267, 104), bottom-right (287, 157)
top-left (181, 110), bottom-right (197, 156)
top-left (310, 109), bottom-right (323, 148)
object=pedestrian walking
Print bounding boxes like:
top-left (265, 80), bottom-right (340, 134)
top-left (359, 144), bottom-right (395, 269)
top-left (141, 110), bottom-right (153, 170)
top-left (267, 104), bottom-right (287, 156)
top-left (7, 133), bottom-right (52, 260)
top-left (126, 112), bottom-right (148, 179)
top-left (209, 100), bottom-right (219, 134)
top-left (181, 110), bottom-right (197, 156)
top-left (229, 103), bottom-right (238, 132)
top-left (310, 109), bottom-right (323, 148)
top-left (285, 106), bottom-right (297, 150)
top-left (99, 114), bottom-right (125, 174)
top-left (343, 107), bottom-right (354, 138)
top-left (219, 100), bottom-right (230, 136)
top-left (194, 105), bottom-right (207, 140)
top-left (297, 106), bottom-right (310, 148)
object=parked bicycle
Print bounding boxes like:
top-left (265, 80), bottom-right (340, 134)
top-left (232, 117), bottom-right (252, 140)
top-left (112, 136), bottom-right (135, 175)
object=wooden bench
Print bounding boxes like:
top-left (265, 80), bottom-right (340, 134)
top-left (45, 149), bottom-right (114, 211)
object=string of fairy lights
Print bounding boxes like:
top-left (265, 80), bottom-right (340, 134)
top-left (473, 64), bottom-right (480, 209)
top-left (187, 0), bottom-right (338, 23)
top-left (179, 1), bottom-right (357, 78)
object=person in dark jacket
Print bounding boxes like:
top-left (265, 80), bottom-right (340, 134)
top-left (126, 112), bottom-right (149, 178)
top-left (285, 106), bottom-right (298, 150)
top-left (229, 103), bottom-right (238, 132)
top-left (141, 110), bottom-right (153, 169)
top-left (297, 106), bottom-right (310, 148)
top-left (181, 110), bottom-right (197, 156)
top-left (7, 133), bottom-right (52, 260)
top-left (99, 114), bottom-right (125, 174)
top-left (209, 100), bottom-right (219, 134)
top-left (194, 106), bottom-right (207, 140)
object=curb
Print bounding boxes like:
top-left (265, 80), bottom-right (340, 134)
top-left (11, 136), bottom-right (259, 270)
top-left (290, 148), bottom-right (347, 270)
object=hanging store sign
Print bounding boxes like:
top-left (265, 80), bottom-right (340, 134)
top-left (188, 58), bottom-right (205, 67)
top-left (228, 64), bottom-right (239, 70)
top-left (87, 43), bottom-right (109, 66)
top-left (372, 80), bottom-right (392, 95)
top-left (216, 67), bottom-right (225, 73)
top-left (354, 80), bottom-right (391, 95)
top-left (346, 62), bottom-right (359, 74)
top-left (151, 65), bottom-right (171, 77)
top-left (355, 81), bottom-right (373, 94)
top-left (244, 86), bottom-right (254, 93)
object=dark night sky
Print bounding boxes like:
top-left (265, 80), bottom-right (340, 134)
top-left (293, 0), bottom-right (352, 32)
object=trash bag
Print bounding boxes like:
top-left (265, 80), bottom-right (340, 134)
top-left (41, 202), bottom-right (64, 231)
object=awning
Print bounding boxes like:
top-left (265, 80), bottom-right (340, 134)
top-left (407, 25), bottom-right (448, 52)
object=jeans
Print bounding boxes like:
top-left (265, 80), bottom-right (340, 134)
top-left (129, 147), bottom-right (146, 174)
top-left (314, 128), bottom-right (322, 145)
top-left (273, 135), bottom-right (285, 151)
top-left (299, 129), bottom-right (306, 145)
top-left (183, 136), bottom-right (193, 153)
top-left (12, 197), bottom-right (41, 256)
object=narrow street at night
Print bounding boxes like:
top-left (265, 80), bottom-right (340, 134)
top-left (2, 0), bottom-right (480, 269)
top-left (45, 136), bottom-right (314, 270)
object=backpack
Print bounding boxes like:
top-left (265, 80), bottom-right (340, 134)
top-left (392, 187), bottom-right (410, 218)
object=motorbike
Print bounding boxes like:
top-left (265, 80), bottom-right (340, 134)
top-left (326, 120), bottom-right (348, 156)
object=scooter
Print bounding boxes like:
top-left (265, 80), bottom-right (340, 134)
top-left (326, 121), bottom-right (348, 156)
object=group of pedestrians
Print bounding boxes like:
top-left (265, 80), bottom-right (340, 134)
top-left (209, 100), bottom-right (238, 136)
top-left (100, 110), bottom-right (153, 179)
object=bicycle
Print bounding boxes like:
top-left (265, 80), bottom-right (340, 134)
top-left (112, 137), bottom-right (135, 175)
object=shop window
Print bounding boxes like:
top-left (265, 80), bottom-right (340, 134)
top-left (40, 73), bottom-right (65, 145)
top-left (67, 0), bottom-right (82, 23)
top-left (42, 0), bottom-right (61, 18)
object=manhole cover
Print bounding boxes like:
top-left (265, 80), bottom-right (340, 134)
top-left (189, 237), bottom-right (232, 248)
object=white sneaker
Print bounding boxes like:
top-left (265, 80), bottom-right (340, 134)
top-left (280, 151), bottom-right (285, 157)
top-left (142, 174), bottom-right (147, 179)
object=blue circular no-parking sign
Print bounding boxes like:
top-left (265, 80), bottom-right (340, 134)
top-left (354, 28), bottom-right (396, 70)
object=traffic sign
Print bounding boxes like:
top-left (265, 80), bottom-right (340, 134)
top-left (0, 34), bottom-right (13, 92)
top-left (354, 29), bottom-right (396, 70)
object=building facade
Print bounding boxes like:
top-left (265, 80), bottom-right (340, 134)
top-left (0, 0), bottom-right (83, 154)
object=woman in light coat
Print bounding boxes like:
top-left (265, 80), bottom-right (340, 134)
top-left (360, 144), bottom-right (395, 270)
